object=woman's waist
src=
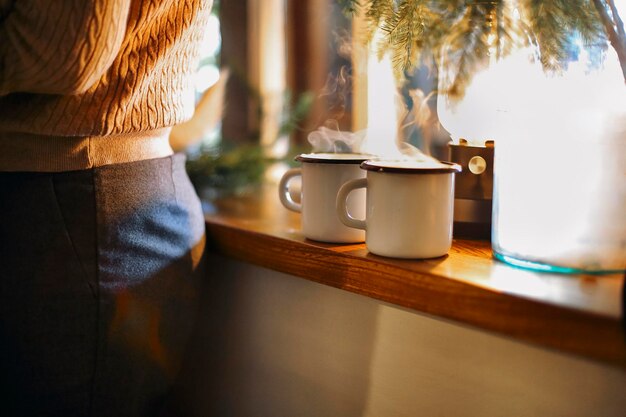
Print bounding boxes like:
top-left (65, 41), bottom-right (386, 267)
top-left (0, 128), bottom-right (174, 172)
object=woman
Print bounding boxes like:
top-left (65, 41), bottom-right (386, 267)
top-left (0, 1), bottom-right (212, 415)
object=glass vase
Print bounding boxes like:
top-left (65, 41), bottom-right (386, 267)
top-left (436, 1), bottom-right (626, 273)
top-left (490, 48), bottom-right (626, 273)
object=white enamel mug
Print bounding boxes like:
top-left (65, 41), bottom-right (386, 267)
top-left (336, 160), bottom-right (462, 258)
top-left (279, 153), bottom-right (370, 243)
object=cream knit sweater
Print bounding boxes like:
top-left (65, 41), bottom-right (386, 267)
top-left (0, 0), bottom-right (212, 171)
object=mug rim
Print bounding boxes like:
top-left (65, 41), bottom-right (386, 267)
top-left (295, 152), bottom-right (373, 164)
top-left (361, 160), bottom-right (462, 174)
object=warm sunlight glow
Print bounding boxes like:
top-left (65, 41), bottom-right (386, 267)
top-left (360, 31), bottom-right (440, 164)
top-left (362, 34), bottom-right (403, 158)
top-left (257, 0), bottom-right (286, 148)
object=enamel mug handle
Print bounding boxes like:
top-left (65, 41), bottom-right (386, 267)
top-left (336, 178), bottom-right (367, 231)
top-left (278, 168), bottom-right (302, 212)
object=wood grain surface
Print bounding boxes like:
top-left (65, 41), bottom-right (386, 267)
top-left (203, 183), bottom-right (626, 368)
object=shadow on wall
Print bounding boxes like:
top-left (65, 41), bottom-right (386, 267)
top-left (178, 253), bottom-right (378, 417)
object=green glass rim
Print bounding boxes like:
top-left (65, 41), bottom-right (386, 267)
top-left (493, 251), bottom-right (626, 275)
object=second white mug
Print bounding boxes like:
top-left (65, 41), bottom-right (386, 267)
top-left (336, 160), bottom-right (462, 258)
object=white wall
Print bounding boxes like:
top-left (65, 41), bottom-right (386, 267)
top-left (183, 254), bottom-right (626, 416)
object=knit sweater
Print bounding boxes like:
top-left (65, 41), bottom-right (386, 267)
top-left (0, 0), bottom-right (212, 171)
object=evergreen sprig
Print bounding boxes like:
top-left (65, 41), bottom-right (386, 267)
top-left (340, 0), bottom-right (626, 99)
top-left (442, 2), bottom-right (498, 98)
top-left (365, 0), bottom-right (395, 43)
top-left (381, 0), bottom-right (431, 72)
top-left (522, 0), bottom-right (606, 70)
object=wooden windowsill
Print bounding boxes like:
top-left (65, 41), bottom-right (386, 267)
top-left (203, 183), bottom-right (626, 369)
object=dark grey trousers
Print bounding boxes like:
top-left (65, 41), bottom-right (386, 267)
top-left (0, 154), bottom-right (206, 417)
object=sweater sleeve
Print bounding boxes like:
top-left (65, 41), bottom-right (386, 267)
top-left (0, 0), bottom-right (131, 96)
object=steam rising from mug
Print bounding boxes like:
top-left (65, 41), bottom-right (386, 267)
top-left (307, 126), bottom-right (440, 165)
top-left (309, 26), bottom-right (441, 165)
top-left (307, 126), bottom-right (365, 154)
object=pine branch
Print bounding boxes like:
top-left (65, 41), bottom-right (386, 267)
top-left (573, 0), bottom-right (607, 45)
top-left (441, 2), bottom-right (500, 99)
top-left (422, 0), bottom-right (467, 61)
top-left (607, 0), bottom-right (626, 39)
top-left (495, 0), bottom-right (529, 57)
top-left (521, 0), bottom-right (571, 70)
top-left (496, 0), bottom-right (506, 59)
top-left (348, 0), bottom-right (626, 99)
top-left (381, 0), bottom-right (432, 72)
top-left (364, 0), bottom-right (395, 43)
top-left (592, 0), bottom-right (626, 81)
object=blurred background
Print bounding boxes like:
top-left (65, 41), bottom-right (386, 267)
top-left (183, 0), bottom-right (452, 197)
